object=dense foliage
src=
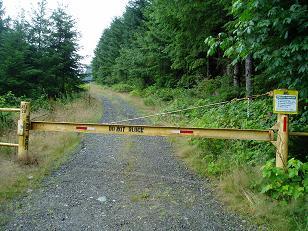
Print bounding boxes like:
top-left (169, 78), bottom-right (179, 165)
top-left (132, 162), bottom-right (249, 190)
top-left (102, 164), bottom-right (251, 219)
top-left (93, 0), bottom-right (307, 102)
top-left (261, 158), bottom-right (307, 201)
top-left (0, 0), bottom-right (82, 99)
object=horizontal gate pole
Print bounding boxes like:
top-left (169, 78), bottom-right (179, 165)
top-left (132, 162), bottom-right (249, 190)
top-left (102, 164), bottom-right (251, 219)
top-left (0, 142), bottom-right (19, 147)
top-left (31, 121), bottom-right (274, 141)
top-left (289, 132), bottom-right (308, 137)
top-left (0, 108), bottom-right (21, 112)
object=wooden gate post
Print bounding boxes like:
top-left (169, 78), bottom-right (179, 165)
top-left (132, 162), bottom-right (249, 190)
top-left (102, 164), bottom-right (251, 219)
top-left (276, 114), bottom-right (288, 169)
top-left (18, 101), bottom-right (30, 161)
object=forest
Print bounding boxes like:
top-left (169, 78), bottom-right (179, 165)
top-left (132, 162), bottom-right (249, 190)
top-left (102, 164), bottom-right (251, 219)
top-left (92, 0), bottom-right (307, 98)
top-left (0, 0), bottom-right (82, 101)
top-left (92, 0), bottom-right (307, 229)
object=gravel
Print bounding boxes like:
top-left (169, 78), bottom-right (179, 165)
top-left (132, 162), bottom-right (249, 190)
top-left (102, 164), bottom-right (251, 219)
top-left (3, 95), bottom-right (256, 231)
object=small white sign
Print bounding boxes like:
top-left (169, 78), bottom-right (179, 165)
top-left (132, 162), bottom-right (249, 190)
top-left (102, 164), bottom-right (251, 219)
top-left (275, 95), bottom-right (297, 112)
top-left (17, 119), bottom-right (24, 135)
top-left (273, 89), bottom-right (298, 114)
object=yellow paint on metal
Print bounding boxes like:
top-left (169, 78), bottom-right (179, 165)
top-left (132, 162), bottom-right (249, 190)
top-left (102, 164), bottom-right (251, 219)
top-left (289, 132), bottom-right (308, 137)
top-left (0, 108), bottom-right (20, 112)
top-left (31, 121), bottom-right (275, 141)
top-left (0, 142), bottom-right (19, 147)
top-left (18, 102), bottom-right (30, 160)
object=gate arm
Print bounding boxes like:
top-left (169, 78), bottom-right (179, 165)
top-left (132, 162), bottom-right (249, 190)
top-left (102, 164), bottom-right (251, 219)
top-left (31, 121), bottom-right (274, 141)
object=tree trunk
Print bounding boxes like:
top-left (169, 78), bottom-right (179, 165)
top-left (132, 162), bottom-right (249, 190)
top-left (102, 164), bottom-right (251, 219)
top-left (226, 63), bottom-right (231, 77)
top-left (233, 63), bottom-right (239, 88)
top-left (206, 57), bottom-right (210, 77)
top-left (245, 54), bottom-right (253, 97)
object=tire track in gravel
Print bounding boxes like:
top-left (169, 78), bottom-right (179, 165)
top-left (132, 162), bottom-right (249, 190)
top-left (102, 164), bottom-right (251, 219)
top-left (4, 95), bottom-right (256, 231)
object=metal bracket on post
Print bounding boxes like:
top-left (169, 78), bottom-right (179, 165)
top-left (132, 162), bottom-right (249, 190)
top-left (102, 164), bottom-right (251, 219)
top-left (276, 114), bottom-right (288, 169)
top-left (18, 101), bottom-right (30, 161)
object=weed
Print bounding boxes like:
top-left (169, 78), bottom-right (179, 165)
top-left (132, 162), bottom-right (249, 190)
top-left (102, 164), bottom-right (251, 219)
top-left (111, 83), bottom-right (134, 93)
top-left (130, 192), bottom-right (150, 202)
top-left (261, 158), bottom-right (307, 201)
top-left (218, 167), bottom-right (307, 231)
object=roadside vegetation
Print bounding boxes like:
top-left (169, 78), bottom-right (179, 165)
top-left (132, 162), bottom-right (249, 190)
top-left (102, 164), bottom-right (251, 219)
top-left (0, 87), bottom-right (102, 226)
top-left (92, 0), bottom-right (307, 230)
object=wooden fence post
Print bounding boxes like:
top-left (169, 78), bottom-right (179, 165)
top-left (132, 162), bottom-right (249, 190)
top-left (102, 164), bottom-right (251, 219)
top-left (18, 101), bottom-right (30, 161)
top-left (276, 114), bottom-right (288, 169)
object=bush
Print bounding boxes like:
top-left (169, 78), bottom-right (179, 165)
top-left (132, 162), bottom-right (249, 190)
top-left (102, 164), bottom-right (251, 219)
top-left (0, 92), bottom-right (21, 132)
top-left (194, 78), bottom-right (221, 99)
top-left (130, 89), bottom-right (142, 97)
top-left (0, 91), bottom-right (55, 133)
top-left (261, 158), bottom-right (307, 201)
top-left (111, 83), bottom-right (134, 93)
top-left (143, 96), bottom-right (158, 106)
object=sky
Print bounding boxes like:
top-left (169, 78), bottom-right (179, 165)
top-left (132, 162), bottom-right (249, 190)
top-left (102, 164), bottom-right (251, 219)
top-left (2, 0), bottom-right (130, 65)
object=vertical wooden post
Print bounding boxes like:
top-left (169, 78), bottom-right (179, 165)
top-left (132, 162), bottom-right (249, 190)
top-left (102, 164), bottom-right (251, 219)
top-left (18, 101), bottom-right (30, 161)
top-left (276, 114), bottom-right (288, 169)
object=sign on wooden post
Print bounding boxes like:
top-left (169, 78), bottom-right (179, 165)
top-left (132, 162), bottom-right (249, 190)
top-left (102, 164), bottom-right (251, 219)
top-left (273, 89), bottom-right (298, 168)
top-left (273, 89), bottom-right (298, 114)
top-left (18, 102), bottom-right (30, 161)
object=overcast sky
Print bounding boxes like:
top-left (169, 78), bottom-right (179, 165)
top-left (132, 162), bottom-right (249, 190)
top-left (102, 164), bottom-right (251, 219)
top-left (2, 0), bottom-right (130, 65)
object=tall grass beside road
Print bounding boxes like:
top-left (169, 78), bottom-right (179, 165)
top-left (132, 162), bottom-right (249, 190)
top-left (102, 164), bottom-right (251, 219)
top-left (0, 86), bottom-right (102, 225)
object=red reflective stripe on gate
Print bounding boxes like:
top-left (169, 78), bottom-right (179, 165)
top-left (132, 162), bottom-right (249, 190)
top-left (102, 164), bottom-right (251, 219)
top-left (76, 126), bottom-right (87, 130)
top-left (180, 130), bottom-right (193, 134)
top-left (283, 117), bottom-right (287, 132)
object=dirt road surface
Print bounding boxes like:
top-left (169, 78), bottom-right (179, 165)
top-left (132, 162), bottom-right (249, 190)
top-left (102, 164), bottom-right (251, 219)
top-left (4, 94), bottom-right (255, 230)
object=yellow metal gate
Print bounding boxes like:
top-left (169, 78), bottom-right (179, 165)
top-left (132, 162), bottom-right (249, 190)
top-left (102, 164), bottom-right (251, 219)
top-left (1, 95), bottom-right (307, 169)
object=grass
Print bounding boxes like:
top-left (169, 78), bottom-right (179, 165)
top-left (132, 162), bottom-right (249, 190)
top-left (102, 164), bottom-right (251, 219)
top-left (171, 124), bottom-right (307, 231)
top-left (130, 192), bottom-right (150, 202)
top-left (217, 167), bottom-right (307, 230)
top-left (0, 86), bottom-right (102, 226)
top-left (91, 85), bottom-right (169, 129)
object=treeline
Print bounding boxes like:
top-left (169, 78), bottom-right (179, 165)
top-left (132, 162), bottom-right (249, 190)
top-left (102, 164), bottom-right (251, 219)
top-left (0, 0), bottom-right (82, 98)
top-left (92, 0), bottom-right (307, 100)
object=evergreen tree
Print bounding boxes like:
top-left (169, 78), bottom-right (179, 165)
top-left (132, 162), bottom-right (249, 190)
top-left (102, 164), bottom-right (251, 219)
top-left (92, 0), bottom-right (148, 85)
top-left (27, 0), bottom-right (52, 93)
top-left (48, 6), bottom-right (82, 95)
top-left (92, 0), bottom-right (231, 88)
top-left (0, 0), bottom-right (5, 33)
top-left (0, 21), bottom-right (33, 96)
top-left (92, 18), bottom-right (126, 84)
top-left (0, 0), bottom-right (83, 98)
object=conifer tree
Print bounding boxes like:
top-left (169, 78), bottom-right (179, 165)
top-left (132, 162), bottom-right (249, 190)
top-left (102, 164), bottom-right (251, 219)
top-left (48, 6), bottom-right (82, 95)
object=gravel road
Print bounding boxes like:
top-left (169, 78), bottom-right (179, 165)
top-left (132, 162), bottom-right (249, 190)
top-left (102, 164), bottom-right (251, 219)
top-left (4, 95), bottom-right (255, 231)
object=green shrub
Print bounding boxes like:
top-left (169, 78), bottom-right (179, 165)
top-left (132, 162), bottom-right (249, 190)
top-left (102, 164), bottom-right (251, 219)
top-left (0, 91), bottom-right (56, 132)
top-left (130, 89), bottom-right (142, 96)
top-left (156, 88), bottom-right (175, 101)
top-left (261, 158), bottom-right (307, 201)
top-left (143, 96), bottom-right (158, 106)
top-left (111, 83), bottom-right (134, 92)
top-left (194, 79), bottom-right (221, 99)
top-left (31, 93), bottom-right (50, 111)
top-left (0, 92), bottom-right (21, 132)
top-left (177, 73), bottom-right (202, 88)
